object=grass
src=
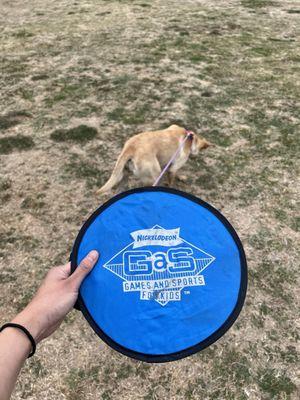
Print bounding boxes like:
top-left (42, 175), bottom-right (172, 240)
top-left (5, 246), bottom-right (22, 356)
top-left (12, 29), bottom-right (34, 38)
top-left (0, 177), bottom-right (12, 191)
top-left (0, 231), bottom-right (40, 252)
top-left (50, 125), bottom-right (98, 143)
top-left (45, 84), bottom-right (84, 105)
top-left (107, 103), bottom-right (151, 124)
top-left (64, 157), bottom-right (104, 188)
top-left (258, 368), bottom-right (297, 397)
top-left (215, 349), bottom-right (251, 379)
top-left (21, 195), bottom-right (46, 212)
top-left (0, 1), bottom-right (299, 399)
top-left (30, 358), bottom-right (47, 378)
top-left (0, 267), bottom-right (17, 284)
top-left (0, 177), bottom-right (12, 204)
top-left (250, 260), bottom-right (296, 303)
top-left (31, 74), bottom-right (49, 81)
top-left (0, 110), bottom-right (31, 130)
top-left (0, 135), bottom-right (35, 154)
top-left (241, 0), bottom-right (277, 8)
top-left (63, 366), bottom-right (100, 399)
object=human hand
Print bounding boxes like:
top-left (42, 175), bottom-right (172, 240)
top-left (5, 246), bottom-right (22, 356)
top-left (12, 250), bottom-right (99, 343)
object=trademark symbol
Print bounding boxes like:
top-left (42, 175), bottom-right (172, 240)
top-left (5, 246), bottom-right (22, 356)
top-left (184, 290), bottom-right (190, 295)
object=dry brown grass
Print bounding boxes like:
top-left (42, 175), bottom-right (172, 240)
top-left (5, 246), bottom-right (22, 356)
top-left (0, 0), bottom-right (299, 399)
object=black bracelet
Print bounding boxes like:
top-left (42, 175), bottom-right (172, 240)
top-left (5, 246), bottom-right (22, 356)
top-left (0, 323), bottom-right (36, 358)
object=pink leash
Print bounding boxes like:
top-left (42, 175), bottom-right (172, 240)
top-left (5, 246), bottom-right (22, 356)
top-left (152, 130), bottom-right (194, 187)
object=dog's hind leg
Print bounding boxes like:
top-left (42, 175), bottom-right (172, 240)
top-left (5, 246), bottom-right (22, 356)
top-left (133, 156), bottom-right (161, 186)
top-left (167, 171), bottom-right (176, 186)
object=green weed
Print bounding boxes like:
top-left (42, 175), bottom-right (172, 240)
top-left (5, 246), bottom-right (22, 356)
top-left (50, 125), bottom-right (98, 143)
top-left (241, 0), bottom-right (277, 8)
top-left (258, 368), bottom-right (296, 397)
top-left (0, 110), bottom-right (31, 131)
top-left (0, 135), bottom-right (35, 154)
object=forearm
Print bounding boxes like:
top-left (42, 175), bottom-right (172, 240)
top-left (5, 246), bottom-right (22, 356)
top-left (0, 251), bottom-right (98, 400)
top-left (0, 325), bottom-right (32, 400)
top-left (0, 306), bottom-right (43, 400)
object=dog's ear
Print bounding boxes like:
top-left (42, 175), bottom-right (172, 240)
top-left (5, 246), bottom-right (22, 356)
top-left (190, 135), bottom-right (200, 154)
top-left (201, 139), bottom-right (213, 149)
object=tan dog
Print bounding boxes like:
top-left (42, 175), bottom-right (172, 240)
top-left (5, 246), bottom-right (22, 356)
top-left (96, 125), bottom-right (211, 194)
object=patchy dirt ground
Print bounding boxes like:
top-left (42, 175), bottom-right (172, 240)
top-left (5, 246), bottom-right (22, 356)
top-left (0, 0), bottom-right (299, 399)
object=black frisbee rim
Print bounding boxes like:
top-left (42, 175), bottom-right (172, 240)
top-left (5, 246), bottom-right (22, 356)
top-left (70, 186), bottom-right (247, 363)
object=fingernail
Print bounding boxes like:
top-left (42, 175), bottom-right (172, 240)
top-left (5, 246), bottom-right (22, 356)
top-left (88, 250), bottom-right (99, 261)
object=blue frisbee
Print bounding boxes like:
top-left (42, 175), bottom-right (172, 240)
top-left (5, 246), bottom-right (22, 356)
top-left (70, 187), bottom-right (247, 362)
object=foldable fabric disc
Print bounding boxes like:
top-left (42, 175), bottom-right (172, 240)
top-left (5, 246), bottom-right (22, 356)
top-left (70, 187), bottom-right (247, 362)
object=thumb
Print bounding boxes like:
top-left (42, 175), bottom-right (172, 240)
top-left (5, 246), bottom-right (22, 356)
top-left (69, 250), bottom-right (99, 290)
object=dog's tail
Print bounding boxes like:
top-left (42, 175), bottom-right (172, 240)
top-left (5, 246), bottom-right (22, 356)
top-left (96, 146), bottom-right (132, 194)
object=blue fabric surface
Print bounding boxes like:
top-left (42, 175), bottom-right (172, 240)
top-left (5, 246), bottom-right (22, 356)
top-left (76, 191), bottom-right (242, 355)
